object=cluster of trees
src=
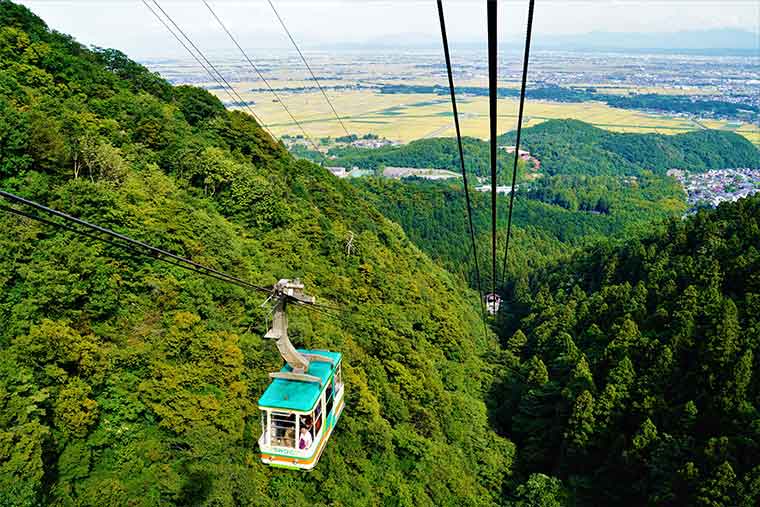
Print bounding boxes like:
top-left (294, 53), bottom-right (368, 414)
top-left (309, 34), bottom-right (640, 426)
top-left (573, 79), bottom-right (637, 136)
top-left (378, 84), bottom-right (759, 120)
top-left (491, 195), bottom-right (760, 505)
top-left (0, 2), bottom-right (518, 505)
top-left (522, 172), bottom-right (685, 216)
top-left (353, 177), bottom-right (568, 290)
top-left (334, 133), bottom-right (379, 143)
top-left (604, 93), bottom-right (759, 118)
top-left (353, 169), bottom-right (685, 292)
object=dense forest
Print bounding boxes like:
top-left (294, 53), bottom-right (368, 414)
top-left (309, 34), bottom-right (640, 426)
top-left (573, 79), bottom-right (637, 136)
top-left (498, 120), bottom-right (760, 177)
top-left (0, 3), bottom-right (514, 505)
top-left (1, 2), bottom-right (758, 506)
top-left (491, 195), bottom-right (760, 505)
top-left (352, 167), bottom-right (686, 288)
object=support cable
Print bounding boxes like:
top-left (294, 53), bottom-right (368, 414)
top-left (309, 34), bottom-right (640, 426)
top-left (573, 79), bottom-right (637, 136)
top-left (0, 191), bottom-right (350, 321)
top-left (266, 0), bottom-right (351, 137)
top-left (0, 190), bottom-right (271, 294)
top-left (436, 0), bottom-right (489, 336)
top-left (487, 0), bottom-right (498, 298)
top-left (501, 0), bottom-right (535, 283)
top-left (141, 0), bottom-right (248, 122)
top-left (0, 203), bottom-right (266, 291)
top-left (200, 0), bottom-right (326, 159)
top-left (144, 0), bottom-right (275, 139)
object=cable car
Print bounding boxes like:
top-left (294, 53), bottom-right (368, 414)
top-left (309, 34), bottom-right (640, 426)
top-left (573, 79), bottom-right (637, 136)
top-left (258, 280), bottom-right (345, 470)
top-left (485, 293), bottom-right (501, 315)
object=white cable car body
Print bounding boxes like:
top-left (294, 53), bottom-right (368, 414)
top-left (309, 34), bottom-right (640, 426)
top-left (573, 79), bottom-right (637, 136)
top-left (258, 349), bottom-right (344, 470)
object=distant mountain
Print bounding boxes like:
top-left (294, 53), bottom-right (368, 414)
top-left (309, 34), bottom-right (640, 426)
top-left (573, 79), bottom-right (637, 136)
top-left (499, 119), bottom-right (760, 176)
top-left (534, 28), bottom-right (759, 52)
top-left (331, 28), bottom-right (759, 54)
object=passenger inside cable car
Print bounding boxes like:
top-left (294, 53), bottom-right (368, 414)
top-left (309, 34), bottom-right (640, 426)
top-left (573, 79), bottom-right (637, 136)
top-left (299, 426), bottom-right (313, 449)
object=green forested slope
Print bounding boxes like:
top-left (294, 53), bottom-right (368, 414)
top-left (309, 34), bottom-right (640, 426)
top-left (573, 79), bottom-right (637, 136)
top-left (0, 3), bottom-right (514, 505)
top-left (492, 195), bottom-right (760, 505)
top-left (352, 171), bottom-right (685, 290)
top-left (323, 119), bottom-right (758, 181)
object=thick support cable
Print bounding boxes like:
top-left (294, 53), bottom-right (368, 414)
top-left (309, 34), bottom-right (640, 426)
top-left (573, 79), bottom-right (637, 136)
top-left (201, 0), bottom-right (326, 159)
top-left (1, 191), bottom-right (353, 326)
top-left (0, 203), bottom-right (267, 291)
top-left (436, 0), bottom-right (489, 336)
top-left (487, 0), bottom-right (498, 298)
top-left (266, 0), bottom-right (351, 138)
top-left (501, 0), bottom-right (535, 283)
top-left (0, 190), bottom-right (271, 294)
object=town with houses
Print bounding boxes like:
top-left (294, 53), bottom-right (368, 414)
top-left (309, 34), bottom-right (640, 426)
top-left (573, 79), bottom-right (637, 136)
top-left (668, 168), bottom-right (760, 211)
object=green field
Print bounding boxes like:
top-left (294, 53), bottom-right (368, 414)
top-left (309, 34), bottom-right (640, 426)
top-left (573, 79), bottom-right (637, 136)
top-left (216, 86), bottom-right (760, 145)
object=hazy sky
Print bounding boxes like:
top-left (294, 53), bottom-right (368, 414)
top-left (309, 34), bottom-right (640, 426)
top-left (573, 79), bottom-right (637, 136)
top-left (16, 0), bottom-right (760, 59)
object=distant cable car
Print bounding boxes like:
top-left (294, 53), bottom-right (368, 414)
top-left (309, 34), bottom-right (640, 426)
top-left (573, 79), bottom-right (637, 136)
top-left (258, 279), bottom-right (345, 470)
top-left (485, 293), bottom-right (501, 315)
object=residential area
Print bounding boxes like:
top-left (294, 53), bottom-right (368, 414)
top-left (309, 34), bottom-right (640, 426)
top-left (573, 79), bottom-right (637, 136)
top-left (668, 168), bottom-right (760, 211)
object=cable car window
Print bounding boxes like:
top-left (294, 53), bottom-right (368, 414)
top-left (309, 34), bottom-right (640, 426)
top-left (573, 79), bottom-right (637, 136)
top-left (326, 380), bottom-right (334, 415)
top-left (260, 410), bottom-right (268, 445)
top-left (270, 411), bottom-right (296, 448)
top-left (313, 400), bottom-right (323, 437)
top-left (335, 364), bottom-right (343, 389)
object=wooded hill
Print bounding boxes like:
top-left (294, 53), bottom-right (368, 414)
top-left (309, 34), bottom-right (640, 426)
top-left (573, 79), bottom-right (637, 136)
top-left (498, 119), bottom-right (760, 177)
top-left (0, 2), bottom-right (513, 505)
top-left (326, 118), bottom-right (758, 181)
top-left (352, 168), bottom-right (686, 291)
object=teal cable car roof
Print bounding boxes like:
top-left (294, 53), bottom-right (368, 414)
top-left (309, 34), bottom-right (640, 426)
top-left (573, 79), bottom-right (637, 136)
top-left (258, 349), bottom-right (342, 412)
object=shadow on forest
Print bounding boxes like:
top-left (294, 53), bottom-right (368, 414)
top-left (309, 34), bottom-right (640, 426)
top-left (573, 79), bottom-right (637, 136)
top-left (178, 469), bottom-right (213, 505)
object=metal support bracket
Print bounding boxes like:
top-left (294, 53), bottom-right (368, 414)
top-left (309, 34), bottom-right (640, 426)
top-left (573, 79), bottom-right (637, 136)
top-left (269, 371), bottom-right (322, 387)
top-left (303, 353), bottom-right (334, 365)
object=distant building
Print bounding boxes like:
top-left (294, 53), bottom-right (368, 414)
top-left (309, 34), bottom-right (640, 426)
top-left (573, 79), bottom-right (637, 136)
top-left (350, 138), bottom-right (400, 149)
top-left (501, 146), bottom-right (530, 157)
top-left (327, 166), bottom-right (347, 177)
top-left (347, 168), bottom-right (374, 178)
top-left (501, 145), bottom-right (541, 170)
top-left (383, 167), bottom-right (461, 180)
top-left (475, 185), bottom-right (516, 194)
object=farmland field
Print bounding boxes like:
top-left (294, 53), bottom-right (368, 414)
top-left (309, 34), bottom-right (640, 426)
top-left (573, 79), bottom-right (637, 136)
top-left (215, 85), bottom-right (760, 145)
top-left (151, 48), bottom-right (757, 147)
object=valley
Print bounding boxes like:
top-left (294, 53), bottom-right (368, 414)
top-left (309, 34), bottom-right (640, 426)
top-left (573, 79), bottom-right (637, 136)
top-left (0, 2), bottom-right (759, 507)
